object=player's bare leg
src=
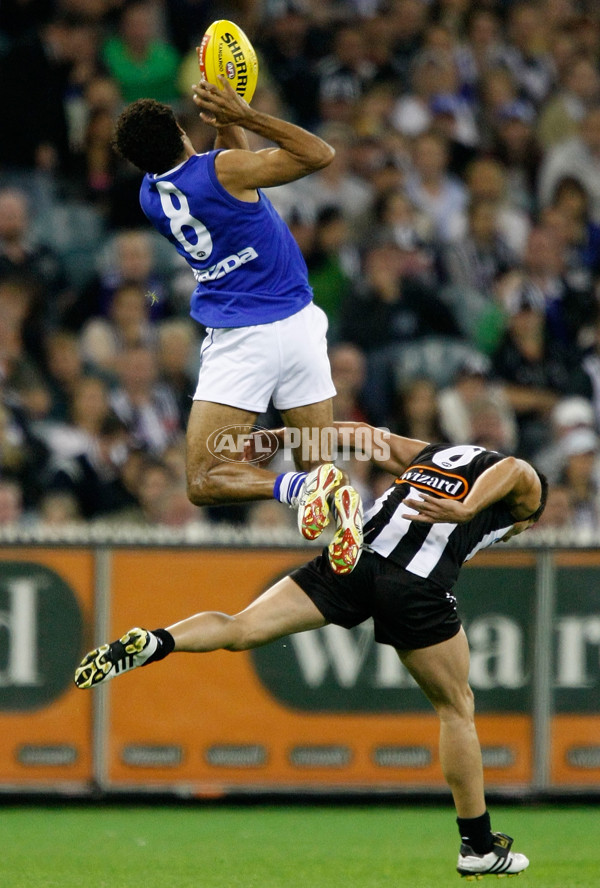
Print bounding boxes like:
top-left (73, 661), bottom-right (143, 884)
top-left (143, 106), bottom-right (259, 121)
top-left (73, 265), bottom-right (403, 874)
top-left (74, 578), bottom-right (326, 688)
top-left (279, 398), bottom-right (335, 470)
top-left (398, 630), bottom-right (529, 878)
top-left (185, 400), bottom-right (275, 505)
top-left (168, 576), bottom-right (327, 651)
top-left (399, 628), bottom-right (484, 818)
top-left (185, 398), bottom-right (339, 504)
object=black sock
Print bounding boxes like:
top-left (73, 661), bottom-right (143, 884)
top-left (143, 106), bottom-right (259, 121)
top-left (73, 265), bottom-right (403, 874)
top-left (142, 628), bottom-right (175, 665)
top-left (457, 811), bottom-right (493, 854)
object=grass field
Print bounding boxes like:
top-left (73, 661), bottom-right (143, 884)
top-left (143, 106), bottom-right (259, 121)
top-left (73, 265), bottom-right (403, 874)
top-left (1, 803), bottom-right (597, 888)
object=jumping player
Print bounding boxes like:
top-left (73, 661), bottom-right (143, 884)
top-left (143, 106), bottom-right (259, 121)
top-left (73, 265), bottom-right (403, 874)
top-left (75, 421), bottom-right (547, 878)
top-left (111, 77), bottom-right (362, 572)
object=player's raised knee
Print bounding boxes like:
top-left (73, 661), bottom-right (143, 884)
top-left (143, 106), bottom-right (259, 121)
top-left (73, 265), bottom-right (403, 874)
top-left (186, 471), bottom-right (220, 506)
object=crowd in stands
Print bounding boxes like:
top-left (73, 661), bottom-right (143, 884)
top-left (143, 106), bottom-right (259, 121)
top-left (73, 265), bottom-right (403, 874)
top-left (2, 0), bottom-right (600, 534)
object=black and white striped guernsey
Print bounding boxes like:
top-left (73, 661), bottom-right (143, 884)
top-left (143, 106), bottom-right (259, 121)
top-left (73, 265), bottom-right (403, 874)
top-left (363, 443), bottom-right (517, 589)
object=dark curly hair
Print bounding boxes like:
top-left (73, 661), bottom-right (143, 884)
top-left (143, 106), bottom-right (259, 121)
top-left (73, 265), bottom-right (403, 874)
top-left (112, 99), bottom-right (185, 174)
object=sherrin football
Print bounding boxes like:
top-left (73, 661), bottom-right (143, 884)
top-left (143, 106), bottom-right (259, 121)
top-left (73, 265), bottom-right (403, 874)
top-left (197, 20), bottom-right (259, 104)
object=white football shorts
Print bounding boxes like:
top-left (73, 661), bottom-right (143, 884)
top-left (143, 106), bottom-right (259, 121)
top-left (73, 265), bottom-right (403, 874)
top-left (193, 302), bottom-right (336, 413)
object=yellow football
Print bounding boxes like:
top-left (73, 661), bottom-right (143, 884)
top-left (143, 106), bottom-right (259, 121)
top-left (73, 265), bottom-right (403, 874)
top-left (197, 20), bottom-right (259, 104)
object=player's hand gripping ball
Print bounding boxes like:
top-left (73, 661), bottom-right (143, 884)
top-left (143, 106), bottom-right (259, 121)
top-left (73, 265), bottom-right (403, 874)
top-left (197, 20), bottom-right (259, 104)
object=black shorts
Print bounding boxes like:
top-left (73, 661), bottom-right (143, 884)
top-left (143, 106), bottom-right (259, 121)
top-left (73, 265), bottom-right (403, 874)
top-left (291, 549), bottom-right (461, 651)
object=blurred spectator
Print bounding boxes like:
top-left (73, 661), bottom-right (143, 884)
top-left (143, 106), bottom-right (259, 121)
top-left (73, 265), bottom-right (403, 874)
top-left (43, 330), bottom-right (88, 421)
top-left (315, 24), bottom-right (375, 125)
top-left (536, 57), bottom-right (600, 151)
top-left (496, 1), bottom-right (555, 107)
top-left (60, 18), bottom-right (106, 156)
top-left (460, 157), bottom-right (530, 256)
top-left (532, 482), bottom-right (574, 530)
top-left (69, 375), bottom-right (111, 440)
top-left (547, 177), bottom-right (600, 286)
top-left (440, 196), bottom-right (517, 294)
top-left (295, 125), bottom-right (374, 237)
top-left (491, 289), bottom-right (593, 457)
top-left (305, 206), bottom-right (357, 332)
top-left (162, 437), bottom-right (187, 487)
top-left (372, 187), bottom-right (433, 262)
top-left (557, 427), bottom-right (600, 530)
top-left (0, 382), bottom-right (50, 508)
top-left (31, 375), bottom-right (111, 466)
top-left (329, 342), bottom-right (368, 422)
top-left (0, 277), bottom-right (45, 388)
top-left (0, 16), bottom-right (71, 173)
top-left (109, 345), bottom-right (182, 454)
top-left (0, 188), bottom-right (71, 349)
top-left (491, 99), bottom-right (541, 214)
top-left (539, 106), bottom-right (600, 222)
top-left (361, 12), bottom-right (404, 88)
top-left (468, 397), bottom-right (518, 453)
top-left (392, 49), bottom-right (462, 139)
top-left (404, 130), bottom-right (468, 243)
top-left (392, 376), bottom-right (447, 442)
top-left (103, 455), bottom-right (179, 526)
top-left (37, 491), bottom-right (82, 526)
top-left (428, 92), bottom-right (479, 178)
top-left (478, 66), bottom-right (520, 151)
top-left (65, 229), bottom-right (173, 329)
top-left (156, 318), bottom-right (199, 421)
top-left (80, 283), bottom-right (156, 374)
top-left (438, 354), bottom-right (518, 452)
top-left (0, 402), bottom-right (26, 482)
top-left (70, 105), bottom-right (120, 209)
top-left (0, 480), bottom-right (24, 526)
top-left (496, 225), bottom-right (596, 349)
top-left (533, 395), bottom-right (597, 483)
top-left (257, 5), bottom-right (319, 127)
top-left (582, 314), bottom-right (600, 429)
top-left (46, 412), bottom-right (136, 519)
top-left (101, 1), bottom-right (181, 104)
top-left (461, 8), bottom-right (505, 85)
top-left (389, 0), bottom-right (428, 83)
top-left (339, 241), bottom-right (461, 352)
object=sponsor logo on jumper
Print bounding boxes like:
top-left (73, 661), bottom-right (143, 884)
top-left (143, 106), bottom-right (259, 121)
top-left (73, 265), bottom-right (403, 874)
top-left (194, 246), bottom-right (258, 282)
top-left (398, 464), bottom-right (468, 499)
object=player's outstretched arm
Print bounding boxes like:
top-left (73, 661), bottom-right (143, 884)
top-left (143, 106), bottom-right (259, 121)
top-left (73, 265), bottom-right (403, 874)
top-left (404, 457), bottom-right (542, 525)
top-left (192, 77), bottom-right (334, 191)
top-left (333, 422), bottom-right (428, 475)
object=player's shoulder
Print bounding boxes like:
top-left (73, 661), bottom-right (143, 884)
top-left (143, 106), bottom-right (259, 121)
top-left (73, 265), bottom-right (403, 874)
top-left (416, 442), bottom-right (507, 473)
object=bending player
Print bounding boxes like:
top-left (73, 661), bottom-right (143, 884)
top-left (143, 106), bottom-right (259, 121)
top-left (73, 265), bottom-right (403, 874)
top-left (111, 78), bottom-right (362, 572)
top-left (75, 422), bottom-right (547, 879)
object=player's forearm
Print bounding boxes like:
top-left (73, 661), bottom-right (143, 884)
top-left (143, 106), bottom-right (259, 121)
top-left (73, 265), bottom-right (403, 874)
top-left (333, 422), bottom-right (425, 474)
top-left (214, 125), bottom-right (249, 150)
top-left (241, 109), bottom-right (334, 171)
top-left (460, 457), bottom-right (527, 520)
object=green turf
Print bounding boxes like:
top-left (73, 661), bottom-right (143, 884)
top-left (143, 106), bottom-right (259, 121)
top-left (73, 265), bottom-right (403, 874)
top-left (1, 804), bottom-right (597, 888)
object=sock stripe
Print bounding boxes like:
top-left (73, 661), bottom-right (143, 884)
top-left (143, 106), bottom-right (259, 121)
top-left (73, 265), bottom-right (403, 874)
top-left (274, 472), bottom-right (307, 505)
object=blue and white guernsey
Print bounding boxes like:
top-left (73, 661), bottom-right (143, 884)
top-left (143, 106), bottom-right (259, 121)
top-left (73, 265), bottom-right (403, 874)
top-left (364, 444), bottom-right (517, 589)
top-left (139, 150), bottom-right (313, 328)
